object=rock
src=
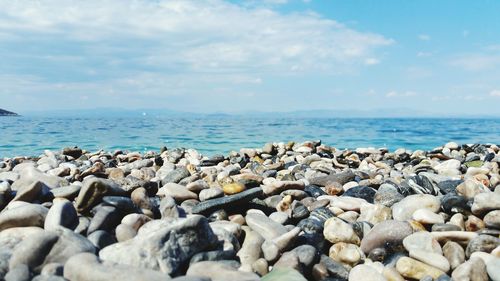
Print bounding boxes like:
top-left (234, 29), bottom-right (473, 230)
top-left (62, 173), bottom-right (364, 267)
top-left (9, 231), bottom-right (59, 271)
top-left (262, 227), bottom-right (301, 261)
top-left (192, 187), bottom-right (263, 215)
top-left (465, 235), bottom-right (500, 258)
top-left (262, 179), bottom-right (305, 195)
top-left (443, 241), bottom-right (465, 270)
top-left (237, 228), bottom-right (264, 272)
top-left (199, 187), bottom-right (223, 202)
top-left (342, 186), bottom-right (376, 203)
top-left (484, 210), bottom-right (500, 229)
top-left (186, 261), bottom-right (260, 281)
top-left (157, 183), bottom-right (198, 203)
top-left (451, 257), bottom-right (488, 281)
top-left (245, 212), bottom-right (288, 241)
top-left (323, 217), bottom-right (360, 245)
top-left (261, 268), bottom-right (307, 281)
top-left (44, 198), bottom-right (78, 231)
top-left (392, 194), bottom-right (440, 221)
top-left (374, 183), bottom-right (404, 207)
top-left (412, 208), bottom-right (445, 224)
top-left (75, 177), bottom-right (122, 213)
top-left (0, 203), bottom-right (48, 231)
top-left (396, 257), bottom-right (445, 280)
top-left (87, 206), bottom-right (122, 234)
top-left (409, 249), bottom-right (450, 272)
top-left (471, 192), bottom-right (500, 215)
top-left (50, 185), bottom-right (81, 199)
top-left (99, 215), bottom-right (217, 275)
top-left (360, 220), bottom-right (413, 254)
top-left (329, 242), bottom-right (365, 267)
top-left (319, 254), bottom-right (349, 280)
top-left (349, 264), bottom-right (386, 281)
top-left (12, 180), bottom-right (44, 203)
top-left (5, 264), bottom-right (31, 281)
top-left (358, 204), bottom-right (392, 225)
top-left (222, 182), bottom-right (245, 195)
top-left (161, 167), bottom-right (190, 185)
top-left (309, 170), bottom-right (356, 187)
top-left (64, 253), bottom-right (171, 281)
top-left (403, 231), bottom-right (442, 254)
top-left (87, 230), bottom-right (116, 249)
top-left (62, 147), bottom-right (82, 159)
top-left (486, 258), bottom-right (500, 281)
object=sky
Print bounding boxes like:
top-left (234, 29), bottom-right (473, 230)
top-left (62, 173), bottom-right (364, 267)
top-left (0, 0), bottom-right (499, 115)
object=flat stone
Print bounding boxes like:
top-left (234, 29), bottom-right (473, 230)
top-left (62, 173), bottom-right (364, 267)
top-left (466, 235), bottom-right (500, 258)
top-left (261, 267), bottom-right (307, 281)
top-left (396, 257), bottom-right (445, 280)
top-left (75, 177), bottom-right (123, 213)
top-left (222, 182), bottom-right (245, 195)
top-left (0, 203), bottom-right (48, 231)
top-left (403, 231), bottom-right (442, 254)
top-left (486, 258), bottom-right (500, 281)
top-left (245, 212), bottom-right (288, 241)
top-left (11, 180), bottom-right (44, 203)
top-left (451, 257), bottom-right (488, 281)
top-left (161, 167), bottom-right (190, 185)
top-left (309, 170), bottom-right (356, 187)
top-left (360, 220), bottom-right (413, 254)
top-left (392, 194), bottom-right (440, 221)
top-left (157, 183), bottom-right (198, 203)
top-left (409, 249), bottom-right (450, 272)
top-left (199, 187), bottom-right (223, 202)
top-left (192, 187), bottom-right (263, 215)
top-left (412, 208), bottom-right (445, 224)
top-left (374, 183), bottom-right (404, 207)
top-left (484, 210), bottom-right (500, 229)
top-left (329, 242), bottom-right (365, 267)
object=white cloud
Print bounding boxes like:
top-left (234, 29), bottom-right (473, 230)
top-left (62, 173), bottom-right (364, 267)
top-left (364, 58), bottom-right (380, 65)
top-left (450, 53), bottom-right (500, 71)
top-left (418, 34), bottom-right (431, 41)
top-left (0, 0), bottom-right (392, 75)
top-left (385, 91), bottom-right (416, 98)
top-left (417, 51), bottom-right (433, 57)
top-left (490, 90), bottom-right (500, 97)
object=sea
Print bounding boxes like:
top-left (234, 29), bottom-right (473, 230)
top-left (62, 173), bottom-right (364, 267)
top-left (1, 116), bottom-right (500, 158)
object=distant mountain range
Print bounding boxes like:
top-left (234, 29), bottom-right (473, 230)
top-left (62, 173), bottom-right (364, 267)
top-left (0, 108), bottom-right (18, 116)
top-left (20, 107), bottom-right (500, 118)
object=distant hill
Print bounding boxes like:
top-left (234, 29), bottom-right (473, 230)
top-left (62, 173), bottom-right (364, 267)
top-left (0, 108), bottom-right (18, 116)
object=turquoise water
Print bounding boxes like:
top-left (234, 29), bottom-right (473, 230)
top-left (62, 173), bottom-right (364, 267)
top-left (1, 116), bottom-right (499, 158)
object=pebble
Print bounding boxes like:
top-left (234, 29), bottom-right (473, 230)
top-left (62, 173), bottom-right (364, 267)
top-left (412, 208), bottom-right (445, 224)
top-left (443, 241), bottom-right (465, 270)
top-left (392, 194), bottom-right (441, 221)
top-left (323, 217), bottom-right (360, 244)
top-left (349, 264), bottom-right (386, 281)
top-left (396, 257), bottom-right (445, 280)
top-left (360, 220), bottom-right (413, 254)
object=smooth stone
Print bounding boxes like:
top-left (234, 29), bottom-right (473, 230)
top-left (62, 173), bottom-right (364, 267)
top-left (396, 257), bottom-right (445, 280)
top-left (403, 232), bottom-right (442, 254)
top-left (157, 183), bottom-right (198, 203)
top-left (115, 223), bottom-right (137, 242)
top-left (318, 195), bottom-right (368, 211)
top-left (432, 223), bottom-right (462, 232)
top-left (465, 215), bottom-right (485, 232)
top-left (186, 179), bottom-right (210, 192)
top-left (471, 192), bottom-right (500, 215)
top-left (465, 235), bottom-right (500, 258)
top-left (40, 226), bottom-right (96, 267)
top-left (130, 187), bottom-right (152, 210)
top-left (323, 217), bottom-right (360, 244)
top-left (191, 187), bottom-right (263, 215)
top-left (252, 258), bottom-right (269, 276)
top-left (309, 169), bottom-right (356, 187)
top-left (262, 227), bottom-right (301, 261)
top-left (62, 147), bottom-right (82, 158)
top-left (186, 261), bottom-right (260, 281)
top-left (392, 194), bottom-right (440, 221)
top-left (291, 244), bottom-right (318, 268)
top-left (486, 258), bottom-right (500, 281)
top-left (87, 206), bottom-right (122, 234)
top-left (412, 208), bottom-right (445, 224)
top-left (342, 186), bottom-right (376, 203)
top-left (269, 212), bottom-right (289, 225)
top-left (87, 230), bottom-right (116, 249)
top-left (199, 187), bottom-right (224, 202)
top-left (261, 268), bottom-right (307, 281)
top-left (434, 159), bottom-right (461, 175)
top-left (161, 167), bottom-right (190, 185)
top-left (9, 231), bottom-right (59, 271)
top-left (431, 231), bottom-right (478, 244)
top-left (44, 198), bottom-right (78, 231)
top-left (222, 182), bottom-right (245, 195)
top-left (0, 203), bottom-right (48, 231)
top-left (189, 250), bottom-right (236, 264)
top-left (11, 180), bottom-right (44, 203)
top-left (442, 241), bottom-right (465, 270)
top-left (245, 212), bottom-right (288, 241)
top-left (75, 177), bottom-right (122, 213)
top-left (456, 179), bottom-right (489, 199)
top-left (349, 264), bottom-right (386, 281)
top-left (484, 210), bottom-right (500, 229)
top-left (40, 262), bottom-right (63, 276)
top-left (451, 257), bottom-right (488, 281)
top-left (64, 253), bottom-right (171, 281)
top-left (273, 251), bottom-right (300, 270)
top-left (5, 264), bottom-right (30, 281)
top-left (409, 249), bottom-right (450, 272)
top-left (319, 254), bottom-right (349, 280)
top-left (99, 215), bottom-right (217, 275)
top-left (360, 220), bottom-right (413, 254)
top-left (261, 179), bottom-right (305, 195)
top-left (329, 242), bottom-right (365, 267)
top-left (102, 196), bottom-right (138, 214)
top-left (374, 184), bottom-right (404, 207)
top-left (358, 204), bottom-right (392, 225)
top-left (50, 185), bottom-right (81, 199)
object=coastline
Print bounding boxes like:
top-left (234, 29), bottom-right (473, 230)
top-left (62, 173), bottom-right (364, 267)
top-left (0, 141), bottom-right (499, 280)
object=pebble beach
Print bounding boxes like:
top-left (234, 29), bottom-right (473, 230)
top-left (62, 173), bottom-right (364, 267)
top-left (0, 141), bottom-right (499, 281)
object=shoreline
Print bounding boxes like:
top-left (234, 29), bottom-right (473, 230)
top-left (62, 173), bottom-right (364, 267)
top-left (0, 141), bottom-right (499, 280)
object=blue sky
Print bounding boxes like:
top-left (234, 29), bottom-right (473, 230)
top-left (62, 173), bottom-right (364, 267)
top-left (1, 0), bottom-right (499, 115)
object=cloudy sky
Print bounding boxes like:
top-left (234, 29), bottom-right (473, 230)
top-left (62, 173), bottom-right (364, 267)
top-left (1, 0), bottom-right (499, 115)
